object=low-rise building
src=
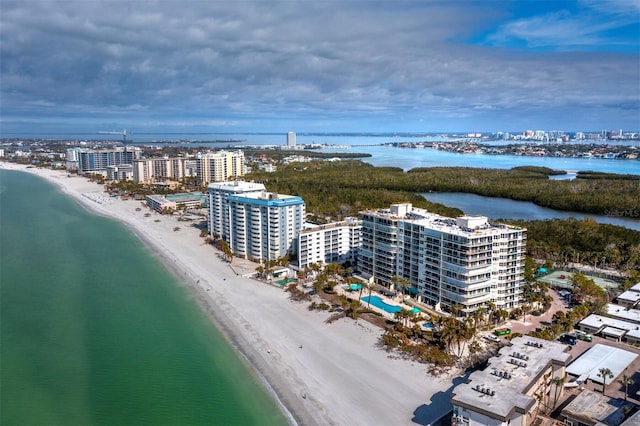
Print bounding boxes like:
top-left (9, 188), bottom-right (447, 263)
top-left (617, 283), bottom-right (640, 309)
top-left (578, 314), bottom-right (640, 343)
top-left (106, 164), bottom-right (133, 181)
top-left (451, 336), bottom-right (572, 426)
top-left (561, 389), bottom-right (634, 426)
top-left (146, 192), bottom-right (205, 213)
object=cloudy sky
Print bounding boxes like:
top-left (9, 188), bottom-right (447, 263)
top-left (1, 0), bottom-right (639, 135)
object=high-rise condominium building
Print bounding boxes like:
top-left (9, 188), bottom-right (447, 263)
top-left (207, 181), bottom-right (305, 261)
top-left (286, 132), bottom-right (296, 148)
top-left (68, 147), bottom-right (141, 174)
top-left (196, 150), bottom-right (245, 185)
top-left (132, 157), bottom-right (191, 184)
top-left (358, 203), bottom-right (526, 314)
top-left (297, 218), bottom-right (362, 269)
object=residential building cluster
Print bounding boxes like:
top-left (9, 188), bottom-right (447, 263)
top-left (450, 336), bottom-right (638, 426)
top-left (206, 182), bottom-right (527, 315)
top-left (66, 147), bottom-right (246, 185)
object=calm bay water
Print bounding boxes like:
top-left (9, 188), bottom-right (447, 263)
top-left (0, 170), bottom-right (288, 426)
top-left (422, 192), bottom-right (640, 231)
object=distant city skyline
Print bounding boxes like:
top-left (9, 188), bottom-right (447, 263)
top-left (1, 1), bottom-right (638, 135)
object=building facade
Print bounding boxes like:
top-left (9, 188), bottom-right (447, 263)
top-left (106, 164), bottom-right (133, 181)
top-left (67, 147), bottom-right (142, 174)
top-left (207, 181), bottom-right (267, 239)
top-left (297, 218), bottom-right (361, 269)
top-left (132, 157), bottom-right (192, 184)
top-left (358, 203), bottom-right (526, 314)
top-left (196, 151), bottom-right (245, 185)
top-left (207, 181), bottom-right (305, 261)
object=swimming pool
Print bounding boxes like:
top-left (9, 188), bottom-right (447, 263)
top-left (362, 295), bottom-right (402, 314)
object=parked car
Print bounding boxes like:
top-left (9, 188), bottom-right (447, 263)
top-left (484, 334), bottom-right (501, 343)
top-left (560, 334), bottom-right (577, 345)
top-left (574, 330), bottom-right (592, 342)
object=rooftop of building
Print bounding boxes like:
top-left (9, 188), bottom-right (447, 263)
top-left (606, 304), bottom-right (640, 324)
top-left (229, 191), bottom-right (304, 207)
top-left (361, 203), bottom-right (525, 238)
top-left (617, 290), bottom-right (640, 303)
top-left (206, 181), bottom-right (266, 193)
top-left (165, 192), bottom-right (205, 202)
top-left (562, 389), bottom-right (634, 426)
top-left (579, 314), bottom-right (640, 335)
top-left (451, 336), bottom-right (571, 421)
top-left (301, 218), bottom-right (361, 233)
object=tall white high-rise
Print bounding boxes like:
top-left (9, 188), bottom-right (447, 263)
top-left (358, 203), bottom-right (526, 314)
top-left (207, 181), bottom-right (305, 261)
top-left (286, 132), bottom-right (296, 147)
top-left (196, 150), bottom-right (245, 185)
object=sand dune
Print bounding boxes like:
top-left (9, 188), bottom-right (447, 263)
top-left (1, 163), bottom-right (457, 426)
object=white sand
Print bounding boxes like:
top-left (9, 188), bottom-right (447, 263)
top-left (1, 163), bottom-right (458, 426)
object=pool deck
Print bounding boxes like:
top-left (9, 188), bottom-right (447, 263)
top-left (336, 285), bottom-right (429, 324)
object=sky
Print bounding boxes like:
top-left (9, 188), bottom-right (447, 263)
top-left (1, 0), bottom-right (639, 135)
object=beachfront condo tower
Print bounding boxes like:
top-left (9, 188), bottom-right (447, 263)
top-left (67, 147), bottom-right (142, 174)
top-left (196, 150), bottom-right (246, 185)
top-left (358, 203), bottom-right (526, 315)
top-left (297, 218), bottom-right (362, 269)
top-left (207, 181), bottom-right (305, 262)
top-left (132, 157), bottom-right (194, 184)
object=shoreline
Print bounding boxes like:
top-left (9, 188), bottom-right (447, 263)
top-left (1, 163), bottom-right (456, 426)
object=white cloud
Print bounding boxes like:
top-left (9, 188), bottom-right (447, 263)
top-left (0, 0), bottom-right (638, 132)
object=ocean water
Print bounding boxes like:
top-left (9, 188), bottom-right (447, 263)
top-left (0, 170), bottom-right (288, 426)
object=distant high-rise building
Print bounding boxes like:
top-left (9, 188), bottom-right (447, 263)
top-left (196, 150), bottom-right (245, 185)
top-left (287, 132), bottom-right (296, 148)
top-left (70, 147), bottom-right (142, 174)
top-left (132, 157), bottom-right (190, 183)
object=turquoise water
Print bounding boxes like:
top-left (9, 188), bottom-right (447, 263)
top-left (0, 170), bottom-right (288, 426)
top-left (362, 295), bottom-right (402, 314)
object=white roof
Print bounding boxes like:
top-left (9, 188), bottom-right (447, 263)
top-left (566, 344), bottom-right (638, 384)
top-left (601, 326), bottom-right (627, 337)
top-left (606, 304), bottom-right (640, 324)
top-left (630, 282), bottom-right (640, 292)
top-left (618, 290), bottom-right (640, 303)
top-left (579, 314), bottom-right (639, 332)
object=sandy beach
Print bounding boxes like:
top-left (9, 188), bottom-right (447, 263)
top-left (1, 163), bottom-right (458, 426)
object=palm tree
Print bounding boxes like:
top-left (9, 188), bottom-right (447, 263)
top-left (391, 275), bottom-right (409, 300)
top-left (597, 367), bottom-right (614, 396)
top-left (551, 376), bottom-right (565, 411)
top-left (620, 374), bottom-right (634, 402)
top-left (219, 240), bottom-right (234, 263)
top-left (365, 281), bottom-right (375, 308)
